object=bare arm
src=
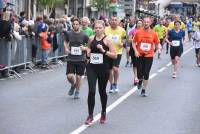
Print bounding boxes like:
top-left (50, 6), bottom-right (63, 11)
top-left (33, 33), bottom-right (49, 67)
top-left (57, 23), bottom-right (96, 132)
top-left (64, 40), bottom-right (70, 54)
top-left (96, 37), bottom-right (117, 59)
top-left (132, 42), bottom-right (140, 57)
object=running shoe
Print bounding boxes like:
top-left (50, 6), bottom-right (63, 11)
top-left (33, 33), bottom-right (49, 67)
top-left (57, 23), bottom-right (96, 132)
top-left (100, 114), bottom-right (106, 124)
top-left (141, 89), bottom-right (147, 97)
top-left (109, 84), bottom-right (114, 93)
top-left (172, 72), bottom-right (176, 78)
top-left (113, 83), bottom-right (119, 93)
top-left (74, 91), bottom-right (80, 99)
top-left (85, 116), bottom-right (93, 125)
top-left (68, 84), bottom-right (75, 96)
top-left (125, 61), bottom-right (129, 67)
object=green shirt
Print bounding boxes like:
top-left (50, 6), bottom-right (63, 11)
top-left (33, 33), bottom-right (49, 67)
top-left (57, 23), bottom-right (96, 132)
top-left (153, 24), bottom-right (167, 39)
top-left (81, 27), bottom-right (94, 37)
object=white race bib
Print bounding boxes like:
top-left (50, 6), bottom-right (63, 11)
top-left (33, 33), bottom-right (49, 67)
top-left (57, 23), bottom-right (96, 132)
top-left (90, 53), bottom-right (103, 64)
top-left (172, 41), bottom-right (180, 47)
top-left (71, 47), bottom-right (82, 55)
top-left (140, 43), bottom-right (151, 51)
top-left (108, 35), bottom-right (120, 43)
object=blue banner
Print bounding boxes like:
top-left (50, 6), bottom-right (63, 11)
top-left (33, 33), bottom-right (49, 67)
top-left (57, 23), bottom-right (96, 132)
top-left (0, 0), bottom-right (4, 9)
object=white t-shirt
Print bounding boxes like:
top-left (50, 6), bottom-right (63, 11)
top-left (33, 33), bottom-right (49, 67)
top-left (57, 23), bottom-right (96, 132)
top-left (193, 31), bottom-right (200, 48)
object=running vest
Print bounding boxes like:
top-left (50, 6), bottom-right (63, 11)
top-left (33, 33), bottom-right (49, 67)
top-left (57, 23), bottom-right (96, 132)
top-left (89, 36), bottom-right (113, 69)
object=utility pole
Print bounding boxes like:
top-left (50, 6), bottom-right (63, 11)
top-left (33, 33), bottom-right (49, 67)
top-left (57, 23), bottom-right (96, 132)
top-left (83, 0), bottom-right (86, 17)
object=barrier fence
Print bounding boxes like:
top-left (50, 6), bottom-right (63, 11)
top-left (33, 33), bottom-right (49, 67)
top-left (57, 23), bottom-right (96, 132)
top-left (0, 34), bottom-right (67, 78)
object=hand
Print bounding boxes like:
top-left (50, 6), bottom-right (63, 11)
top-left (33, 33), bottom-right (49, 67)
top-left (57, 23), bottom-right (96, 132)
top-left (65, 48), bottom-right (70, 54)
top-left (80, 45), bottom-right (86, 51)
top-left (168, 42), bottom-right (173, 46)
top-left (157, 49), bottom-right (161, 54)
top-left (119, 43), bottom-right (124, 48)
top-left (135, 50), bottom-right (140, 57)
top-left (97, 44), bottom-right (105, 53)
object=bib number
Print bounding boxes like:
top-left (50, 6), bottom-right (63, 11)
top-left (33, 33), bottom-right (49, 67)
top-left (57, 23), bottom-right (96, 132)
top-left (140, 43), bottom-right (151, 51)
top-left (71, 47), bottom-right (82, 55)
top-left (90, 53), bottom-right (103, 64)
top-left (108, 35), bottom-right (120, 43)
top-left (172, 41), bottom-right (180, 47)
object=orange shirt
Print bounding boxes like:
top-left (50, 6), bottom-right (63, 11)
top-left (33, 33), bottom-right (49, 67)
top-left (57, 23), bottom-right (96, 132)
top-left (133, 28), bottom-right (160, 57)
top-left (39, 32), bottom-right (51, 50)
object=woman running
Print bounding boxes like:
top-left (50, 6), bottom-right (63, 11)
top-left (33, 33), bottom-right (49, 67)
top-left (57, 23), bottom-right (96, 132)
top-left (85, 20), bottom-right (117, 125)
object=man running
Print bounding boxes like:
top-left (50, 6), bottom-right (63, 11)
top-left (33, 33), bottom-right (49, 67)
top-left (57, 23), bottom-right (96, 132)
top-left (133, 17), bottom-right (161, 97)
top-left (153, 18), bottom-right (167, 59)
top-left (105, 15), bottom-right (126, 93)
top-left (64, 18), bottom-right (89, 99)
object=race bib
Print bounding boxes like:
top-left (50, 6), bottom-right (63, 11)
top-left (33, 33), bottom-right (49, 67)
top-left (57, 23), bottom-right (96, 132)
top-left (172, 41), bottom-right (180, 47)
top-left (109, 35), bottom-right (120, 43)
top-left (140, 43), bottom-right (151, 51)
top-left (90, 53), bottom-right (103, 64)
top-left (71, 47), bottom-right (82, 55)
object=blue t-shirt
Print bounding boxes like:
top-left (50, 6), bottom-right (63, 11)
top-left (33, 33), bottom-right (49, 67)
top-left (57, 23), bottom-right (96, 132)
top-left (168, 29), bottom-right (185, 47)
top-left (187, 22), bottom-right (193, 31)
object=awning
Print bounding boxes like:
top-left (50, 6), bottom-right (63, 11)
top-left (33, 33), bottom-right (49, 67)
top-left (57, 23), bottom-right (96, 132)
top-left (167, 2), bottom-right (183, 9)
top-left (136, 9), bottom-right (158, 17)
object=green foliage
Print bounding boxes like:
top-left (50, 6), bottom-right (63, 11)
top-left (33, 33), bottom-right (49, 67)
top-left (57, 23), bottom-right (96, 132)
top-left (91, 0), bottom-right (109, 10)
top-left (37, 0), bottom-right (64, 8)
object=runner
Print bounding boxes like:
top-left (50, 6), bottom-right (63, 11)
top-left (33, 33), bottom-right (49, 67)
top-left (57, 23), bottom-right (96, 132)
top-left (186, 18), bottom-right (193, 42)
top-left (133, 17), bottom-right (161, 97)
top-left (165, 21), bottom-right (186, 78)
top-left (105, 15), bottom-right (126, 93)
top-left (168, 15), bottom-right (186, 30)
top-left (128, 19), bottom-right (143, 86)
top-left (81, 16), bottom-right (94, 79)
top-left (84, 20), bottom-right (117, 125)
top-left (81, 16), bottom-right (94, 37)
top-left (64, 18), bottom-right (89, 99)
top-left (192, 26), bottom-right (200, 67)
top-left (125, 16), bottom-right (136, 67)
top-left (153, 18), bottom-right (167, 59)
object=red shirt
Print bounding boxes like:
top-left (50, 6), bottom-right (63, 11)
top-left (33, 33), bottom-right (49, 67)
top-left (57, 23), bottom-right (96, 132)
top-left (40, 32), bottom-right (51, 50)
top-left (133, 28), bottom-right (160, 57)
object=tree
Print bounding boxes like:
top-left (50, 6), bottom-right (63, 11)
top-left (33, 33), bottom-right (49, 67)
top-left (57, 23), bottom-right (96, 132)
top-left (91, 0), bottom-right (111, 16)
top-left (37, 0), bottom-right (64, 17)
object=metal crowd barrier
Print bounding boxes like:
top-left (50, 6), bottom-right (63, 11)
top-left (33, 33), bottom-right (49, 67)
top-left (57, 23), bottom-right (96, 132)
top-left (0, 34), bottom-right (67, 79)
top-left (35, 32), bottom-right (67, 65)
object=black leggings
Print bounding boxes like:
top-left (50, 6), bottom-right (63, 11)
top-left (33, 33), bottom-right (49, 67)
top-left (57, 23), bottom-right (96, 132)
top-left (137, 57), bottom-right (153, 80)
top-left (87, 64), bottom-right (110, 116)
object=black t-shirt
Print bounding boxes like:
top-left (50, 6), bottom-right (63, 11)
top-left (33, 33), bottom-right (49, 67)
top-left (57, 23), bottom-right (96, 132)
top-left (65, 30), bottom-right (89, 61)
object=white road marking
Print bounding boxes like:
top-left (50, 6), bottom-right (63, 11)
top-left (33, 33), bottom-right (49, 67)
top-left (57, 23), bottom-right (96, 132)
top-left (149, 73), bottom-right (157, 79)
top-left (158, 67), bottom-right (167, 73)
top-left (166, 62), bottom-right (172, 67)
top-left (183, 46), bottom-right (194, 55)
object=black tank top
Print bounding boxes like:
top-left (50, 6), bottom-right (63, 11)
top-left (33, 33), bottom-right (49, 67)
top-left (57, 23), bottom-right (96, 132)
top-left (89, 36), bottom-right (113, 69)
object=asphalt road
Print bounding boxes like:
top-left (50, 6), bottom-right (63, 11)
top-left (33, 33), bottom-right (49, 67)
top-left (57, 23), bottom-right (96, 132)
top-left (0, 42), bottom-right (199, 134)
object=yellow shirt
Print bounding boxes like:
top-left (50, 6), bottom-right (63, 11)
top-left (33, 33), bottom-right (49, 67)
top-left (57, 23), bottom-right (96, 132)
top-left (192, 21), bottom-right (200, 32)
top-left (105, 26), bottom-right (126, 54)
top-left (153, 24), bottom-right (167, 39)
top-left (168, 21), bottom-right (186, 30)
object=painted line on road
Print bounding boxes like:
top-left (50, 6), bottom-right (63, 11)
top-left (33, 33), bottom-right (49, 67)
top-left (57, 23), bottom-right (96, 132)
top-left (166, 62), bottom-right (172, 67)
top-left (183, 46), bottom-right (194, 55)
top-left (158, 67), bottom-right (167, 73)
top-left (70, 46), bottom-right (194, 134)
top-left (149, 73), bottom-right (157, 79)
